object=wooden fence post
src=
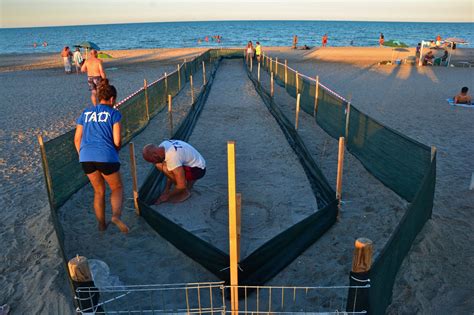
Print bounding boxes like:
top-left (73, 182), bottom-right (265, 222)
top-left (284, 59), bottom-right (288, 86)
top-left (270, 57), bottom-right (273, 72)
top-left (177, 64), bottom-right (181, 90)
top-left (271, 72), bottom-right (274, 97)
top-left (345, 101), bottom-right (351, 139)
top-left (190, 75), bottom-right (195, 104)
top-left (227, 141), bottom-right (239, 315)
top-left (313, 75), bottom-right (320, 117)
top-left (296, 71), bottom-right (299, 94)
top-left (346, 238), bottom-right (372, 312)
top-left (164, 72), bottom-right (168, 103)
top-left (37, 134), bottom-right (55, 210)
top-left (336, 137), bottom-right (345, 216)
top-left (258, 62), bottom-right (261, 82)
top-left (202, 61), bottom-right (206, 85)
top-left (295, 93), bottom-right (301, 130)
top-left (236, 192), bottom-right (242, 262)
top-left (168, 94), bottom-right (173, 138)
top-left (129, 142), bottom-right (140, 215)
top-left (143, 79), bottom-right (150, 121)
top-left (275, 57), bottom-right (278, 75)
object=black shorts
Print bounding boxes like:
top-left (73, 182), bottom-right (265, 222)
top-left (88, 76), bottom-right (102, 91)
top-left (81, 162), bottom-right (120, 175)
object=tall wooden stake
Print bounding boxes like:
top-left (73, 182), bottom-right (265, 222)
top-left (314, 75), bottom-right (320, 117)
top-left (258, 62), bottom-right (261, 82)
top-left (236, 192), bottom-right (242, 262)
top-left (129, 142), bottom-right (140, 215)
top-left (275, 57), bottom-right (278, 75)
top-left (190, 75), bottom-right (195, 104)
top-left (37, 135), bottom-right (54, 210)
top-left (336, 137), bottom-right (345, 216)
top-left (143, 79), bottom-right (150, 121)
top-left (271, 72), bottom-right (274, 97)
top-left (284, 59), bottom-right (288, 86)
top-left (296, 71), bottom-right (299, 94)
top-left (177, 64), bottom-right (181, 90)
top-left (295, 93), bottom-right (301, 130)
top-left (168, 94), bottom-right (173, 138)
top-left (270, 57), bottom-right (273, 72)
top-left (202, 61), bottom-right (206, 85)
top-left (164, 72), bottom-right (168, 102)
top-left (227, 141), bottom-right (239, 315)
top-left (345, 101), bottom-right (351, 138)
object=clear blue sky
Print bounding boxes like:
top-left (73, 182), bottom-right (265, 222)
top-left (1, 0), bottom-right (473, 28)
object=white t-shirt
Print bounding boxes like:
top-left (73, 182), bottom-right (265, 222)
top-left (159, 140), bottom-right (206, 171)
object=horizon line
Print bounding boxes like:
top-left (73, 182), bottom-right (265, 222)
top-left (2, 18), bottom-right (473, 30)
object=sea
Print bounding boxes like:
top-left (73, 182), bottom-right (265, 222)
top-left (0, 20), bottom-right (473, 54)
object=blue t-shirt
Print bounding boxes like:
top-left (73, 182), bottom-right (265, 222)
top-left (76, 104), bottom-right (122, 163)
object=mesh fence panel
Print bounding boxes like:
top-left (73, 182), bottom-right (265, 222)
top-left (315, 87), bottom-right (347, 138)
top-left (147, 78), bottom-right (167, 116)
top-left (299, 77), bottom-right (317, 115)
top-left (119, 90), bottom-right (148, 143)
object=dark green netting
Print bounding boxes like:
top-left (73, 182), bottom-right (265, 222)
top-left (119, 90), bottom-right (149, 143)
top-left (299, 77), bottom-right (317, 115)
top-left (315, 88), bottom-right (347, 138)
top-left (347, 106), bottom-right (431, 201)
top-left (44, 130), bottom-right (88, 209)
top-left (368, 153), bottom-right (436, 314)
top-left (147, 79), bottom-right (167, 116)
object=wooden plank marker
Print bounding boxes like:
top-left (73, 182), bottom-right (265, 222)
top-left (202, 61), bottom-right (206, 85)
top-left (314, 75), bottom-right (320, 117)
top-left (271, 72), bottom-right (274, 97)
top-left (143, 79), bottom-right (150, 121)
top-left (168, 94), bottom-right (173, 138)
top-left (190, 75), bottom-right (195, 104)
top-left (336, 137), bottom-right (345, 216)
top-left (351, 238), bottom-right (373, 273)
top-left (295, 93), bottom-right (301, 130)
top-left (129, 142), bottom-right (140, 215)
top-left (227, 141), bottom-right (239, 314)
top-left (68, 255), bottom-right (92, 282)
top-left (258, 62), bottom-right (261, 82)
top-left (177, 64), bottom-right (181, 90)
top-left (284, 59), bottom-right (288, 85)
top-left (236, 192), bottom-right (242, 262)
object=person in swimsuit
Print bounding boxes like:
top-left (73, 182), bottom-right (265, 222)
top-left (74, 79), bottom-right (129, 233)
top-left (322, 34), bottom-right (328, 47)
top-left (81, 49), bottom-right (106, 105)
top-left (454, 87), bottom-right (472, 104)
top-left (142, 140), bottom-right (207, 204)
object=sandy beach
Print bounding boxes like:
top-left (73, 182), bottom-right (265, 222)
top-left (0, 46), bottom-right (473, 314)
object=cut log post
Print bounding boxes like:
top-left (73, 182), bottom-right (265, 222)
top-left (313, 75), bottom-right (319, 117)
top-left (270, 57), bottom-right (273, 72)
top-left (250, 57), bottom-right (253, 72)
top-left (295, 93), bottom-right (301, 130)
top-left (190, 75), bottom-right (195, 104)
top-left (143, 79), bottom-right (150, 121)
top-left (271, 72), bottom-right (274, 97)
top-left (336, 137), bottom-right (345, 216)
top-left (202, 61), bottom-right (206, 85)
top-left (129, 142), bottom-right (140, 215)
top-left (68, 255), bottom-right (92, 282)
top-left (296, 71), bottom-right (299, 94)
top-left (351, 238), bottom-right (373, 273)
top-left (227, 141), bottom-right (239, 314)
top-left (284, 59), bottom-right (288, 86)
top-left (168, 94), bottom-right (173, 138)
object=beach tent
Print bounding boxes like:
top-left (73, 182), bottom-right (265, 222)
top-left (417, 40), bottom-right (432, 66)
top-left (444, 37), bottom-right (468, 66)
top-left (383, 40), bottom-right (409, 63)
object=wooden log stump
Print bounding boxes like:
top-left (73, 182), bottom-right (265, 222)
top-left (68, 255), bottom-right (92, 282)
top-left (351, 238), bottom-right (373, 273)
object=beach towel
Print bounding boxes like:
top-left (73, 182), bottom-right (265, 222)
top-left (446, 98), bottom-right (474, 108)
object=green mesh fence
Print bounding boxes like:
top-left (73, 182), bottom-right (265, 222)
top-left (147, 78), bottom-right (167, 116)
top-left (119, 90), bottom-right (149, 144)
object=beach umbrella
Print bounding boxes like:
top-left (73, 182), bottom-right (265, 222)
top-left (383, 40), bottom-right (409, 63)
top-left (77, 41), bottom-right (100, 50)
top-left (97, 52), bottom-right (113, 59)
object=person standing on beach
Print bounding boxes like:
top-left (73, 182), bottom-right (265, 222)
top-left (322, 34), bottom-right (328, 47)
top-left (292, 35), bottom-right (298, 49)
top-left (255, 42), bottom-right (262, 62)
top-left (81, 49), bottom-right (106, 105)
top-left (245, 41), bottom-right (254, 63)
top-left (74, 79), bottom-right (129, 233)
top-left (379, 33), bottom-right (385, 46)
top-left (61, 46), bottom-right (73, 73)
top-left (142, 141), bottom-right (206, 204)
top-left (73, 47), bottom-right (84, 73)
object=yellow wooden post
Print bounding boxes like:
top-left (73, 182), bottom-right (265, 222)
top-left (313, 75), bottom-right (320, 117)
top-left (275, 57), bottom-right (278, 75)
top-left (271, 72), bottom-right (274, 97)
top-left (336, 137), bottom-right (345, 216)
top-left (164, 72), bottom-right (168, 103)
top-left (295, 93), bottom-right (301, 130)
top-left (168, 94), bottom-right (173, 138)
top-left (270, 57), bottom-right (273, 72)
top-left (284, 59), bottom-right (288, 86)
top-left (236, 193), bottom-right (242, 262)
top-left (202, 61), bottom-right (206, 85)
top-left (143, 79), bottom-right (150, 121)
top-left (352, 238), bottom-right (373, 273)
top-left (250, 56), bottom-right (253, 72)
top-left (190, 75), bottom-right (195, 104)
top-left (129, 142), bottom-right (140, 215)
top-left (227, 141), bottom-right (239, 315)
top-left (296, 71), bottom-right (299, 94)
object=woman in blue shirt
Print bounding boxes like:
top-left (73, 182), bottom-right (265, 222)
top-left (74, 79), bottom-right (129, 233)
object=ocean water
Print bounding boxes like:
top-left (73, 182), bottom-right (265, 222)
top-left (0, 20), bottom-right (473, 54)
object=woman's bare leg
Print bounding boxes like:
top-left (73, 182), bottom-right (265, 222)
top-left (86, 171), bottom-right (107, 231)
top-left (103, 171), bottom-right (129, 233)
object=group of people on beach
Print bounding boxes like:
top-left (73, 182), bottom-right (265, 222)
top-left (74, 49), bottom-right (207, 233)
top-left (60, 46), bottom-right (84, 74)
top-left (245, 41), bottom-right (263, 63)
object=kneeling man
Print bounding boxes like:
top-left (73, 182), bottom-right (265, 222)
top-left (142, 140), bottom-right (206, 204)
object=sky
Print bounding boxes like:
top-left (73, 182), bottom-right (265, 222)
top-left (1, 0), bottom-right (473, 28)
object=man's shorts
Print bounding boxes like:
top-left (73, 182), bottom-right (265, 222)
top-left (88, 76), bottom-right (102, 91)
top-left (183, 166), bottom-right (206, 181)
top-left (81, 162), bottom-right (120, 175)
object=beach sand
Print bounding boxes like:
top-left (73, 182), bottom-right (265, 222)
top-left (0, 47), bottom-right (473, 314)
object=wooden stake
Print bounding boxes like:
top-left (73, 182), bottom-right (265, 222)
top-left (258, 62), bottom-right (261, 82)
top-left (227, 141), bottom-right (239, 314)
top-left (345, 102), bottom-right (351, 138)
top-left (202, 61), bottom-right (206, 85)
top-left (68, 255), bottom-right (92, 282)
top-left (143, 79), bottom-right (150, 121)
top-left (296, 71), bottom-right (299, 94)
top-left (37, 135), bottom-right (55, 210)
top-left (250, 57), bottom-right (253, 72)
top-left (184, 58), bottom-right (187, 71)
top-left (270, 57), bottom-right (273, 72)
top-left (271, 72), bottom-right (274, 97)
top-left (431, 146), bottom-right (437, 161)
top-left (336, 137), bottom-right (345, 213)
top-left (236, 193), bottom-right (242, 262)
top-left (168, 94), bottom-right (173, 137)
top-left (314, 76), bottom-right (320, 117)
top-left (164, 72), bottom-right (168, 102)
top-left (190, 75), bottom-right (195, 104)
top-left (177, 64), bottom-right (181, 90)
top-left (351, 238), bottom-right (373, 273)
top-left (275, 57), bottom-right (278, 75)
top-left (284, 60), bottom-right (288, 86)
top-left (295, 93), bottom-right (301, 130)
top-left (129, 142), bottom-right (140, 215)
